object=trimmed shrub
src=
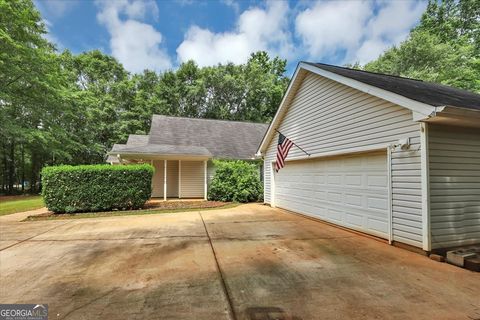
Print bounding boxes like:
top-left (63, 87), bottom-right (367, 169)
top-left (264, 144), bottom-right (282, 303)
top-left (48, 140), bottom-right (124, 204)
top-left (208, 160), bottom-right (263, 203)
top-left (42, 164), bottom-right (154, 213)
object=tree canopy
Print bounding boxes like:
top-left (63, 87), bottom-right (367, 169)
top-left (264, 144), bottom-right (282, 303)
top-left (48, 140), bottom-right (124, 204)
top-left (2, 0), bottom-right (478, 194)
top-left (0, 0), bottom-right (289, 194)
top-left (363, 0), bottom-right (480, 93)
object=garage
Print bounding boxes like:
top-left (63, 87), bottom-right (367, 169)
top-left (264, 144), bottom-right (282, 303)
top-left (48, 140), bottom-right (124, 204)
top-left (258, 62), bottom-right (480, 251)
top-left (273, 151), bottom-right (390, 239)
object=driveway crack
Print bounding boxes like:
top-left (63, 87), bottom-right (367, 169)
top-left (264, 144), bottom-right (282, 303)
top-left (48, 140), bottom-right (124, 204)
top-left (198, 211), bottom-right (237, 320)
top-left (0, 221), bottom-right (73, 252)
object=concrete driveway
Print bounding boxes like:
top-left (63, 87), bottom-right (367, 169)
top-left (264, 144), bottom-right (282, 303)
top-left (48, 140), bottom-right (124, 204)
top-left (1, 204), bottom-right (479, 320)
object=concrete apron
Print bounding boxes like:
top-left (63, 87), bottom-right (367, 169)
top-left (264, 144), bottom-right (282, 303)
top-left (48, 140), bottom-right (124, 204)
top-left (1, 204), bottom-right (479, 320)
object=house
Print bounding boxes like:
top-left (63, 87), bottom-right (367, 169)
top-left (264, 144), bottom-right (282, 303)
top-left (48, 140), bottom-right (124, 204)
top-left (107, 134), bottom-right (148, 165)
top-left (108, 115), bottom-right (268, 200)
top-left (257, 62), bottom-right (480, 252)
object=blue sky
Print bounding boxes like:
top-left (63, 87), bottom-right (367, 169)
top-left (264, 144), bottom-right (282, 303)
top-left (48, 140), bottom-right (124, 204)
top-left (35, 0), bottom-right (427, 75)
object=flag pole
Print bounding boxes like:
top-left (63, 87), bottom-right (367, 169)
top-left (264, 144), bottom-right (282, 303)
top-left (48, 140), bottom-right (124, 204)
top-left (275, 128), bottom-right (311, 156)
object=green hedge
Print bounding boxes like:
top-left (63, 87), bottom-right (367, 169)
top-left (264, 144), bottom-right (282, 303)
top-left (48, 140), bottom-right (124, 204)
top-left (42, 164), bottom-right (154, 213)
top-left (208, 160), bottom-right (263, 203)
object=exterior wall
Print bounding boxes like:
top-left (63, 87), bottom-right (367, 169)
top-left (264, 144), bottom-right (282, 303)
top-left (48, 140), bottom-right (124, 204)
top-left (180, 161), bottom-right (205, 198)
top-left (167, 160), bottom-right (179, 198)
top-left (391, 135), bottom-right (423, 247)
top-left (263, 72), bottom-right (423, 247)
top-left (152, 160), bottom-right (164, 198)
top-left (429, 124), bottom-right (480, 249)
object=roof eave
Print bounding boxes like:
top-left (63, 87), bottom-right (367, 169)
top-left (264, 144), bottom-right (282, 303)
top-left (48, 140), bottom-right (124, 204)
top-left (257, 62), bottom-right (439, 155)
top-left (114, 152), bottom-right (212, 161)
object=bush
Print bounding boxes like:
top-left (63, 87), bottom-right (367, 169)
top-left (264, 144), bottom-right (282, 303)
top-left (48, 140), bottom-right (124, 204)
top-left (41, 164), bottom-right (154, 213)
top-left (208, 160), bottom-right (263, 203)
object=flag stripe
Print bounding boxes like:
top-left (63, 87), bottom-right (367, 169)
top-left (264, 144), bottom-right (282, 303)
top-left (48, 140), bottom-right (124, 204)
top-left (275, 133), bottom-right (294, 172)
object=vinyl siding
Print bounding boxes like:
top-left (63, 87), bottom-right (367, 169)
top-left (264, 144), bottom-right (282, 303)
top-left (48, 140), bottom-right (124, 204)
top-left (429, 124), bottom-right (480, 249)
top-left (391, 135), bottom-right (423, 247)
top-left (264, 72), bottom-right (423, 247)
top-left (166, 160), bottom-right (179, 198)
top-left (180, 161), bottom-right (205, 198)
top-left (152, 160), bottom-right (164, 198)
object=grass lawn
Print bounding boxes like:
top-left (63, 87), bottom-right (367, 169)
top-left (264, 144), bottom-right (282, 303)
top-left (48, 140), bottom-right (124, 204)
top-left (24, 201), bottom-right (238, 221)
top-left (0, 196), bottom-right (44, 216)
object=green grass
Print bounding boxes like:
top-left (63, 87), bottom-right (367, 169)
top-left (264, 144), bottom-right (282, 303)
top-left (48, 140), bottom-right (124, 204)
top-left (0, 196), bottom-right (44, 216)
top-left (24, 202), bottom-right (239, 221)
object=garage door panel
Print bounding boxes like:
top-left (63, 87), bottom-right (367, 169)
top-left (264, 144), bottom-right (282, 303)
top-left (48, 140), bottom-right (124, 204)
top-left (367, 196), bottom-right (388, 211)
top-left (274, 152), bottom-right (389, 239)
top-left (345, 174), bottom-right (362, 186)
top-left (367, 175), bottom-right (388, 187)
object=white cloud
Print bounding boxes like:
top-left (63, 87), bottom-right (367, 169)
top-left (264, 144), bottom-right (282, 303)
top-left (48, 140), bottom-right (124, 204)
top-left (36, 0), bottom-right (78, 17)
top-left (176, 1), bottom-right (294, 66)
top-left (295, 1), bottom-right (371, 59)
top-left (221, 0), bottom-right (240, 14)
top-left (295, 0), bottom-right (426, 65)
top-left (96, 0), bottom-right (171, 73)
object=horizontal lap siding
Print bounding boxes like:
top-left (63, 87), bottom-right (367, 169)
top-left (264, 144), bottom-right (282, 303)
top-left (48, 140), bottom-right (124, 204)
top-left (391, 136), bottom-right (423, 246)
top-left (180, 161), bottom-right (204, 198)
top-left (429, 124), bottom-right (480, 249)
top-left (152, 160), bottom-right (164, 197)
top-left (167, 160), bottom-right (179, 198)
top-left (264, 72), bottom-right (423, 247)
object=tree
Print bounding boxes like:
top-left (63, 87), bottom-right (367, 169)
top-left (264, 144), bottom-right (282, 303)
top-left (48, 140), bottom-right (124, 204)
top-left (0, 1), bottom-right (290, 194)
top-left (0, 0), bottom-right (69, 193)
top-left (364, 0), bottom-right (480, 93)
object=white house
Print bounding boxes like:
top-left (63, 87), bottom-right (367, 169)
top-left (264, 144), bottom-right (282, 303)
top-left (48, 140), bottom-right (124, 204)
top-left (257, 62), bottom-right (480, 252)
top-left (108, 115), bottom-right (268, 200)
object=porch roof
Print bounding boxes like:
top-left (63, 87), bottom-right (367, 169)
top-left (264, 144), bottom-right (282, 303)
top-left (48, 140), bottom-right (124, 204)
top-left (110, 143), bottom-right (212, 159)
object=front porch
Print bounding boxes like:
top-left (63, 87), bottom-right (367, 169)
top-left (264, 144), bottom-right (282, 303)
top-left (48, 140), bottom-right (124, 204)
top-left (150, 160), bottom-right (208, 200)
top-left (108, 143), bottom-right (213, 201)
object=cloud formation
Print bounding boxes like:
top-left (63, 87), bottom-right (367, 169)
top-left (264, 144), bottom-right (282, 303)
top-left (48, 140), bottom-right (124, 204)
top-left (96, 0), bottom-right (172, 73)
top-left (176, 1), bottom-right (294, 66)
top-left (295, 0), bottom-right (426, 64)
top-left (90, 0), bottom-right (426, 73)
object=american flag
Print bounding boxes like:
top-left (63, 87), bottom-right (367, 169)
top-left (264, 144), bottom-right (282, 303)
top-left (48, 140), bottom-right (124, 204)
top-left (275, 133), bottom-right (294, 172)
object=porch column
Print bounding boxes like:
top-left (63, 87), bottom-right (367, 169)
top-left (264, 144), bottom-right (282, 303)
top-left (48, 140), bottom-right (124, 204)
top-left (163, 160), bottom-right (167, 201)
top-left (178, 160), bottom-right (182, 199)
top-left (204, 160), bottom-right (207, 200)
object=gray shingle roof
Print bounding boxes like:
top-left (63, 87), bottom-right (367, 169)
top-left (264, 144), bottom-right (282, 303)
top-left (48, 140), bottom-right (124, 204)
top-left (106, 144), bottom-right (126, 163)
top-left (148, 115), bottom-right (269, 159)
top-left (113, 144), bottom-right (212, 157)
top-left (127, 134), bottom-right (148, 145)
top-left (106, 135), bottom-right (148, 163)
top-left (307, 62), bottom-right (480, 111)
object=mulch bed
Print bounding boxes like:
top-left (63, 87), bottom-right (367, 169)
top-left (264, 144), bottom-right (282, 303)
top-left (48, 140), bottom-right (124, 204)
top-left (143, 200), bottom-right (228, 210)
top-left (25, 200), bottom-right (232, 220)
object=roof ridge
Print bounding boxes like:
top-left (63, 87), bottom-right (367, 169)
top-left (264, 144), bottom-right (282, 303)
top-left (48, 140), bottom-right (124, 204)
top-left (304, 61), bottom-right (426, 83)
top-left (152, 114), bottom-right (269, 126)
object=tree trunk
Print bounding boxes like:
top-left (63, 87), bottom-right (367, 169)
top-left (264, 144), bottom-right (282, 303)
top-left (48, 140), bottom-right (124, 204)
top-left (30, 151), bottom-right (37, 194)
top-left (1, 142), bottom-right (6, 193)
top-left (21, 144), bottom-right (25, 193)
top-left (1, 144), bottom-right (4, 193)
top-left (8, 141), bottom-right (15, 194)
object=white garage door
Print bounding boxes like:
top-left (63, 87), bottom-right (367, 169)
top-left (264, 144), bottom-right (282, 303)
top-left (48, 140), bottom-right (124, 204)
top-left (274, 151), bottom-right (389, 239)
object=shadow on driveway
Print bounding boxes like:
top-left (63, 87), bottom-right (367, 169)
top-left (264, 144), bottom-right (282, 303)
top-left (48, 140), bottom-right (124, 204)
top-left (1, 204), bottom-right (479, 319)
